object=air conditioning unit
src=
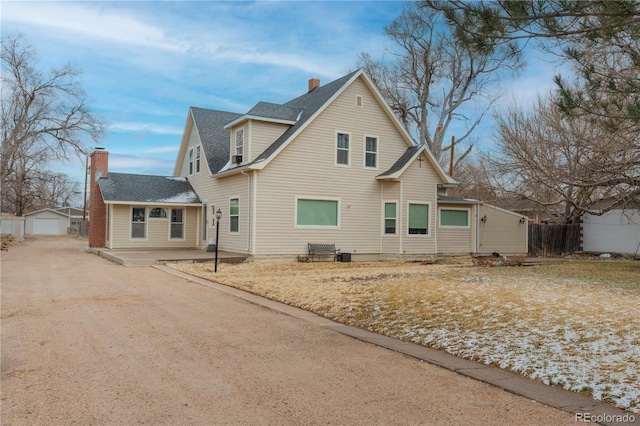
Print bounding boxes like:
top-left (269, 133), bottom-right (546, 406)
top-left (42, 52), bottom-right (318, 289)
top-left (232, 155), bottom-right (243, 164)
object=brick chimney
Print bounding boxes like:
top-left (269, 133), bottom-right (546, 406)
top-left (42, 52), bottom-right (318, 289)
top-left (88, 148), bottom-right (108, 248)
top-left (308, 78), bottom-right (320, 93)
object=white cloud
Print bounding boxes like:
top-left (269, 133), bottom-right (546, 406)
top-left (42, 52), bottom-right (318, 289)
top-left (143, 146), bottom-right (179, 154)
top-left (109, 122), bottom-right (183, 136)
top-left (3, 2), bottom-right (187, 52)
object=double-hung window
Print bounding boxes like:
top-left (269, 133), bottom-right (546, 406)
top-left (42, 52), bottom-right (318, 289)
top-left (408, 203), bottom-right (429, 235)
top-left (230, 198), bottom-right (239, 233)
top-left (336, 132), bottom-right (350, 166)
top-left (131, 207), bottom-right (146, 239)
top-left (195, 146), bottom-right (201, 173)
top-left (384, 202), bottom-right (397, 234)
top-left (170, 209), bottom-right (184, 239)
top-left (365, 136), bottom-right (377, 168)
top-left (188, 149), bottom-right (194, 174)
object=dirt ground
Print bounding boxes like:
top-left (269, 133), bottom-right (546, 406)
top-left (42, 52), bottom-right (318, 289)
top-left (1, 236), bottom-right (577, 425)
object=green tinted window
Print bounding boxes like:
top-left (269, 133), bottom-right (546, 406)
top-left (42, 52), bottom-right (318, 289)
top-left (408, 204), bottom-right (429, 234)
top-left (441, 209), bottom-right (469, 226)
top-left (297, 199), bottom-right (338, 226)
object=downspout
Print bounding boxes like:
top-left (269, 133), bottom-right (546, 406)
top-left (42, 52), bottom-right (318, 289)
top-left (476, 204), bottom-right (481, 254)
top-left (380, 182), bottom-right (384, 259)
top-left (240, 169), bottom-right (252, 254)
top-left (399, 180), bottom-right (403, 255)
top-left (433, 183), bottom-right (438, 258)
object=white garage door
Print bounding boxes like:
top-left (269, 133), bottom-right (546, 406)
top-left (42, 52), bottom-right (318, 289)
top-left (33, 218), bottom-right (61, 235)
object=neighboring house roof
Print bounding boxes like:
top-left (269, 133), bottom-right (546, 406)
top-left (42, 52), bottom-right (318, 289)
top-left (438, 195), bottom-right (481, 204)
top-left (98, 173), bottom-right (201, 204)
top-left (189, 108), bottom-right (242, 177)
top-left (24, 208), bottom-right (70, 218)
top-left (587, 197), bottom-right (640, 212)
top-left (493, 197), bottom-right (548, 212)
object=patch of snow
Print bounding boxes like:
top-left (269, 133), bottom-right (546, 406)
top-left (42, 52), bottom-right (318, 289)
top-left (155, 191), bottom-right (199, 203)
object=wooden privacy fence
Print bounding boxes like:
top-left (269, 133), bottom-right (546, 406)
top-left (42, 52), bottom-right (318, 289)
top-left (528, 224), bottom-right (581, 256)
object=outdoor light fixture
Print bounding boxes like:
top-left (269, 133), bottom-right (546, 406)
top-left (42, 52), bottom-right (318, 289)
top-left (520, 217), bottom-right (527, 224)
top-left (214, 208), bottom-right (222, 273)
top-left (481, 215), bottom-right (487, 224)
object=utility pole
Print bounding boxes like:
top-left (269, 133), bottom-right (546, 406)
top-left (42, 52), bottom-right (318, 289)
top-left (449, 136), bottom-right (455, 176)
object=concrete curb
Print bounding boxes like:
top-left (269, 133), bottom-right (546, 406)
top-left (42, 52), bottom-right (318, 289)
top-left (154, 264), bottom-right (638, 426)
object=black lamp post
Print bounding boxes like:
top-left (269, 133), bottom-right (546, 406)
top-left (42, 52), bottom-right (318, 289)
top-left (214, 208), bottom-right (222, 273)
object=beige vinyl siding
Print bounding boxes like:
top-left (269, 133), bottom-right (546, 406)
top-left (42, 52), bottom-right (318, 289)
top-left (478, 204), bottom-right (528, 255)
top-left (399, 159), bottom-right (439, 255)
top-left (381, 181), bottom-right (400, 254)
top-left (212, 174), bottom-right (250, 254)
top-left (253, 77), bottom-right (441, 257)
top-left (108, 204), bottom-right (199, 249)
top-left (437, 204), bottom-right (474, 254)
top-left (178, 124), bottom-right (208, 177)
top-left (246, 121), bottom-right (289, 162)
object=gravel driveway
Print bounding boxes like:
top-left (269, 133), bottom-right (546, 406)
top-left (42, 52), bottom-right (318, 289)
top-left (1, 236), bottom-right (576, 425)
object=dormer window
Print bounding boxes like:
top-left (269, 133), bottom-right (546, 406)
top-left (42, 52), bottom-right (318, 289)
top-left (235, 129), bottom-right (244, 157)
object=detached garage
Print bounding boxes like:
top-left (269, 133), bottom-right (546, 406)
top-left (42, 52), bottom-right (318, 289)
top-left (25, 209), bottom-right (71, 235)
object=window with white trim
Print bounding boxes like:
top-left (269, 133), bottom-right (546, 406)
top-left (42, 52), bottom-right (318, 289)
top-left (365, 136), bottom-right (377, 168)
top-left (149, 207), bottom-right (167, 218)
top-left (440, 209), bottom-right (469, 227)
top-left (188, 149), bottom-right (194, 174)
top-left (196, 146), bottom-right (201, 173)
top-left (296, 198), bottom-right (339, 227)
top-left (336, 132), bottom-right (350, 166)
top-left (131, 207), bottom-right (146, 239)
top-left (408, 203), bottom-right (429, 235)
top-left (170, 209), bottom-right (184, 239)
top-left (384, 202), bottom-right (397, 234)
top-left (230, 198), bottom-right (239, 233)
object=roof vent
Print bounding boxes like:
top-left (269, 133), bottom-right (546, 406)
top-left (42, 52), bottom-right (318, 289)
top-left (308, 78), bottom-right (320, 93)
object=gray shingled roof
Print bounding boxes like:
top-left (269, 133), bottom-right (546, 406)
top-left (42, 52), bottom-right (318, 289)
top-left (438, 195), bottom-right (480, 204)
top-left (190, 71), bottom-right (360, 174)
top-left (253, 70), bottom-right (360, 163)
top-left (246, 102), bottom-right (303, 122)
top-left (98, 173), bottom-right (201, 204)
top-left (190, 107), bottom-right (242, 175)
top-left (377, 145), bottom-right (423, 178)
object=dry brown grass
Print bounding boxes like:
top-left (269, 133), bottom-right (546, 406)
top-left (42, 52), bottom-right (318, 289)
top-left (168, 259), bottom-right (640, 413)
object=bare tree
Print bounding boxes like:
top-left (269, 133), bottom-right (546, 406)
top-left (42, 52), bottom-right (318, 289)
top-left (447, 158), bottom-right (498, 202)
top-left (487, 94), bottom-right (640, 223)
top-left (358, 3), bottom-right (522, 167)
top-left (1, 33), bottom-right (104, 214)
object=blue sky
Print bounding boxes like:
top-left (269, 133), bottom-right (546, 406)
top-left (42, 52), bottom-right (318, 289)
top-left (2, 1), bottom-right (560, 194)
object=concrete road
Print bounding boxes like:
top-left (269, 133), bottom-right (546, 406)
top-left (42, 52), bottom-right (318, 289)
top-left (1, 236), bottom-right (576, 425)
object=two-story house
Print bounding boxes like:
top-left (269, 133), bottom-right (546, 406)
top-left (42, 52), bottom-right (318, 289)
top-left (89, 70), bottom-right (527, 259)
